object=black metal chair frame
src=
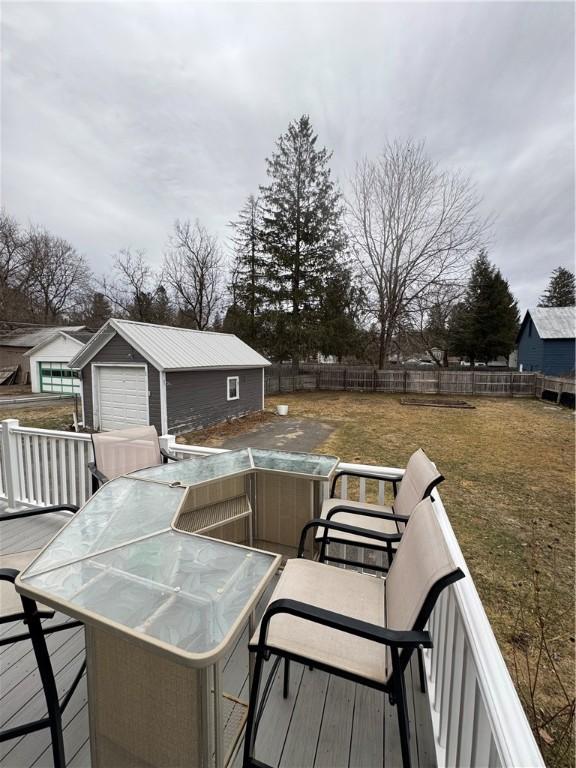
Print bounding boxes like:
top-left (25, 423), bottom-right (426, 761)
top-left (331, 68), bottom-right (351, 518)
top-left (243, 518), bottom-right (464, 768)
top-left (88, 445), bottom-right (179, 493)
top-left (318, 469), bottom-right (445, 573)
top-left (0, 505), bottom-right (85, 768)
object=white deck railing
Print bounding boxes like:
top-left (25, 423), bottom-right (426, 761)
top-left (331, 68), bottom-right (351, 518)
top-left (0, 420), bottom-right (544, 768)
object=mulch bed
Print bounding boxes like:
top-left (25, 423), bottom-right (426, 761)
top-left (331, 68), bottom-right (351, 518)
top-left (400, 398), bottom-right (475, 409)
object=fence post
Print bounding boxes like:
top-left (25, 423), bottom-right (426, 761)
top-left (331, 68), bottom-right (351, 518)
top-left (1, 418), bottom-right (22, 511)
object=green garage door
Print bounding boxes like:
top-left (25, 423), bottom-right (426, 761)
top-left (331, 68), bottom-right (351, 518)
top-left (39, 362), bottom-right (81, 394)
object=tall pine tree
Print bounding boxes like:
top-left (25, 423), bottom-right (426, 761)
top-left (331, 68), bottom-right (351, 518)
top-left (227, 195), bottom-right (266, 349)
top-left (449, 251), bottom-right (519, 365)
top-left (259, 115), bottom-right (346, 365)
top-left (538, 266), bottom-right (575, 307)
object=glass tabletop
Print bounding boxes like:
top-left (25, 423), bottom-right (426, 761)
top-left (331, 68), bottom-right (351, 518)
top-left (250, 448), bottom-right (339, 478)
top-left (19, 531), bottom-right (278, 659)
top-left (25, 477), bottom-right (186, 577)
top-left (130, 449), bottom-right (253, 485)
top-left (130, 447), bottom-right (339, 485)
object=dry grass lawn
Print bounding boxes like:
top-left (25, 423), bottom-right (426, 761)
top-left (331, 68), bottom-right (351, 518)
top-left (6, 391), bottom-right (573, 762)
top-left (263, 392), bottom-right (574, 765)
top-left (1, 402), bottom-right (78, 430)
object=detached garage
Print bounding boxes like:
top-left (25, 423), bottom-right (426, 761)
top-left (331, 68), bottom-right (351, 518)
top-left (24, 329), bottom-right (94, 394)
top-left (68, 319), bottom-right (271, 434)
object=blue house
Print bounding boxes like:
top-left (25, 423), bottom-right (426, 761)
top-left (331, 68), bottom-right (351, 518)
top-left (517, 307), bottom-right (575, 375)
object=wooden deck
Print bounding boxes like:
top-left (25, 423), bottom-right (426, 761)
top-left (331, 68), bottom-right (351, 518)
top-left (0, 508), bottom-right (436, 768)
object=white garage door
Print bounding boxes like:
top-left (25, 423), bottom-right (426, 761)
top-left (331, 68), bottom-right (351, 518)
top-left (96, 366), bottom-right (149, 431)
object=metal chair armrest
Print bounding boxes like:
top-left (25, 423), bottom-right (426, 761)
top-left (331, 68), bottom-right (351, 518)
top-left (160, 448), bottom-right (180, 463)
top-left (0, 504), bottom-right (78, 523)
top-left (325, 505), bottom-right (410, 524)
top-left (298, 518), bottom-right (402, 557)
top-left (88, 462), bottom-right (108, 490)
top-left (253, 597), bottom-right (432, 652)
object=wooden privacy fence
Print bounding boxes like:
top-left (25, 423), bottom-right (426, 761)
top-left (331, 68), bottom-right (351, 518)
top-left (265, 368), bottom-right (545, 397)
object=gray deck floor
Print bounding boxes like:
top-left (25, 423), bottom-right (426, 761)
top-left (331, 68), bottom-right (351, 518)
top-left (0, 508), bottom-right (436, 767)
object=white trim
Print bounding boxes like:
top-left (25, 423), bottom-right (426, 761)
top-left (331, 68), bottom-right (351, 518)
top-left (23, 330), bottom-right (86, 358)
top-left (79, 369), bottom-right (86, 426)
top-left (261, 368), bottom-right (264, 410)
top-left (159, 370), bottom-right (168, 435)
top-left (226, 375), bottom-right (239, 401)
top-left (91, 363), bottom-right (149, 431)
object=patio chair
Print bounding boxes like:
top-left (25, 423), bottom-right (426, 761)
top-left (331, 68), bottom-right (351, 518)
top-left (88, 424), bottom-right (179, 492)
top-left (244, 498), bottom-right (464, 768)
top-left (0, 504), bottom-right (85, 768)
top-left (316, 448), bottom-right (444, 572)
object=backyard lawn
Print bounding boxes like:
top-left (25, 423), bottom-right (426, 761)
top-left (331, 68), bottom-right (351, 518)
top-left (4, 391), bottom-right (574, 762)
top-left (258, 392), bottom-right (574, 765)
top-left (1, 402), bottom-right (79, 431)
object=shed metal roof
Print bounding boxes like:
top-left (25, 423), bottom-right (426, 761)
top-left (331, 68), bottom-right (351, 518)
top-left (68, 319), bottom-right (271, 371)
top-left (0, 326), bottom-right (86, 348)
top-left (526, 307), bottom-right (576, 339)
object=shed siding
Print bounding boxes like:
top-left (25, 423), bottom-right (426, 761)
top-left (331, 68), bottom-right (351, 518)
top-left (542, 339), bottom-right (575, 376)
top-left (517, 321), bottom-right (544, 372)
top-left (0, 346), bottom-right (30, 384)
top-left (166, 368), bottom-right (263, 434)
top-left (81, 333), bottom-right (161, 432)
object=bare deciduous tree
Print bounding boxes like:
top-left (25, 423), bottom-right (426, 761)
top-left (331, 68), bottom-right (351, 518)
top-left (25, 226), bottom-right (92, 322)
top-left (347, 140), bottom-right (487, 367)
top-left (102, 249), bottom-right (159, 321)
top-left (0, 211), bottom-right (31, 320)
top-left (163, 219), bottom-right (223, 330)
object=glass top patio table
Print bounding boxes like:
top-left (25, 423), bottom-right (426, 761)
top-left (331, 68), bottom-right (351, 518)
top-left (129, 447), bottom-right (340, 485)
top-left (16, 447), bottom-right (336, 664)
top-left (16, 474), bottom-right (281, 665)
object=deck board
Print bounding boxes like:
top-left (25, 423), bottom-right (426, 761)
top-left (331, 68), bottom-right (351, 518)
top-left (0, 506), bottom-right (436, 768)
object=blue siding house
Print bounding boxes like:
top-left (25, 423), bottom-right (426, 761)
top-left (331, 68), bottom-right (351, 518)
top-left (517, 307), bottom-right (575, 375)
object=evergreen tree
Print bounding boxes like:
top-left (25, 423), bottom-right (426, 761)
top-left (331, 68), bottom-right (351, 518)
top-left (85, 292), bottom-right (112, 328)
top-left (259, 115), bottom-right (346, 365)
top-left (449, 251), bottom-right (519, 365)
top-left (317, 266), bottom-right (364, 362)
top-left (149, 284), bottom-right (174, 325)
top-left (228, 195), bottom-right (266, 348)
top-left (538, 266), bottom-right (575, 307)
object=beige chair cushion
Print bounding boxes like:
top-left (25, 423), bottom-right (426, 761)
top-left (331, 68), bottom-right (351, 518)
top-left (92, 425), bottom-right (162, 481)
top-left (250, 558), bottom-right (388, 684)
top-left (0, 550), bottom-right (52, 617)
top-left (317, 449), bottom-right (442, 549)
top-left (393, 449), bottom-right (442, 518)
top-left (386, 498), bottom-right (458, 635)
top-left (316, 498), bottom-right (399, 546)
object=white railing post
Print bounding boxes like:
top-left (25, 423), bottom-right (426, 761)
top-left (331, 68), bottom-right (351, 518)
top-left (1, 418), bottom-right (22, 511)
top-left (159, 434), bottom-right (177, 456)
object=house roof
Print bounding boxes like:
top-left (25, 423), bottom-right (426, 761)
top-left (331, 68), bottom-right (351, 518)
top-left (0, 325), bottom-right (86, 349)
top-left (23, 329), bottom-right (95, 358)
top-left (68, 319), bottom-right (271, 372)
top-left (518, 307), bottom-right (576, 341)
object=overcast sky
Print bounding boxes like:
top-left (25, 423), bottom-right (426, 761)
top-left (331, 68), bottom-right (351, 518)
top-left (1, 1), bottom-right (574, 312)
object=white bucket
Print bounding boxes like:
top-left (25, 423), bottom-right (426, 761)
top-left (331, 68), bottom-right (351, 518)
top-left (276, 405), bottom-right (289, 416)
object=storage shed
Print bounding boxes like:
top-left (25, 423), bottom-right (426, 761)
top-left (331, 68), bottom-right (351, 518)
top-left (25, 329), bottom-right (94, 394)
top-left (68, 319), bottom-right (271, 434)
top-left (517, 307), bottom-right (575, 375)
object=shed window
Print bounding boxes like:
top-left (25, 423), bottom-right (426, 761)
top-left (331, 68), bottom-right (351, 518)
top-left (227, 376), bottom-right (239, 401)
